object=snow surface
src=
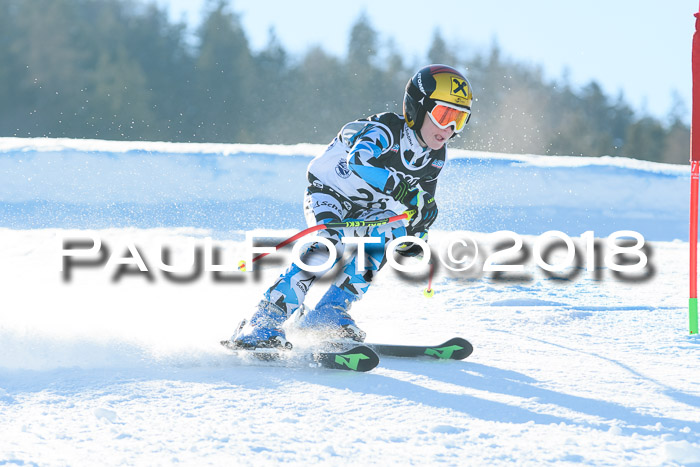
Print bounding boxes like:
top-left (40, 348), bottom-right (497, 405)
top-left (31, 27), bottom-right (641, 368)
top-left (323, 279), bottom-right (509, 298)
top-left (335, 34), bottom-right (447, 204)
top-left (1, 138), bottom-right (699, 466)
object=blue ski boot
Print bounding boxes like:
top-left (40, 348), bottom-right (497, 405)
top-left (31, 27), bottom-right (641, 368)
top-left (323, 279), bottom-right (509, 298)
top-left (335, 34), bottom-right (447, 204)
top-left (231, 300), bottom-right (293, 349)
top-left (296, 285), bottom-right (366, 342)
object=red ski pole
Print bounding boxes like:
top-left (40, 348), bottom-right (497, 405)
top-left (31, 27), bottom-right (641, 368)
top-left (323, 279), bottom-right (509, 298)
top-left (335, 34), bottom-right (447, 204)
top-left (423, 260), bottom-right (435, 298)
top-left (249, 210), bottom-right (416, 265)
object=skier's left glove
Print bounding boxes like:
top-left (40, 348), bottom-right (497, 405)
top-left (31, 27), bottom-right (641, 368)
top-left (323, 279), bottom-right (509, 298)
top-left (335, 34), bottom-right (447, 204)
top-left (408, 191), bottom-right (438, 232)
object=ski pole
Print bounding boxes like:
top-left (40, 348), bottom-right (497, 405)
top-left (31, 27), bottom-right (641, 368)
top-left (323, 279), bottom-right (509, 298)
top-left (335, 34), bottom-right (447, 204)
top-left (423, 260), bottom-right (435, 298)
top-left (249, 209), bottom-right (416, 265)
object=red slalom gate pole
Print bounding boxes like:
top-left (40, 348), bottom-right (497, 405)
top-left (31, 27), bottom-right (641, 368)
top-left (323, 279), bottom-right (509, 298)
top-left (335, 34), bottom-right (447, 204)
top-left (691, 162), bottom-right (699, 334)
top-left (690, 4), bottom-right (700, 335)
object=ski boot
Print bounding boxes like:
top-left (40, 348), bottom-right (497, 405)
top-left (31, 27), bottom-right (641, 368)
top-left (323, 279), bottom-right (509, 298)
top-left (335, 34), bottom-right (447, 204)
top-left (230, 300), bottom-right (293, 350)
top-left (296, 285), bottom-right (366, 342)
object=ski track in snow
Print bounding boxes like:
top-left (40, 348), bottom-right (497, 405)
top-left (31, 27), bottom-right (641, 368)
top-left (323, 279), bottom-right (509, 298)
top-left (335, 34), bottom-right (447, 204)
top-left (0, 227), bottom-right (699, 466)
top-left (0, 139), bottom-right (699, 465)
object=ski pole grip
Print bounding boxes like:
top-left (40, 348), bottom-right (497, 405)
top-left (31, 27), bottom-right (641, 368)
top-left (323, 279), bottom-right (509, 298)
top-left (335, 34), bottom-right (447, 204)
top-left (403, 209), bottom-right (417, 221)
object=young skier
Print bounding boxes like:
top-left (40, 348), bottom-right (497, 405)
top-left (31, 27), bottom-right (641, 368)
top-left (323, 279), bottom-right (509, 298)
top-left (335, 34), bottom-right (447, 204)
top-left (230, 64), bottom-right (473, 349)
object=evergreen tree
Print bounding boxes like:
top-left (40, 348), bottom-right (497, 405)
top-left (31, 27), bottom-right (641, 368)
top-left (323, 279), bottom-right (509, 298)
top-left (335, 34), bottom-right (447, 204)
top-left (254, 28), bottom-right (292, 143)
top-left (377, 40), bottom-right (408, 115)
top-left (124, 2), bottom-right (194, 141)
top-left (0, 0), bottom-right (30, 134)
top-left (662, 119), bottom-right (690, 164)
top-left (11, 0), bottom-right (91, 137)
top-left (625, 116), bottom-right (666, 162)
top-left (344, 13), bottom-right (383, 119)
top-left (80, 0), bottom-right (157, 140)
top-left (289, 46), bottom-right (347, 142)
top-left (195, 0), bottom-right (255, 142)
top-left (661, 92), bottom-right (691, 164)
top-left (427, 30), bottom-right (456, 65)
top-left (346, 11), bottom-right (378, 69)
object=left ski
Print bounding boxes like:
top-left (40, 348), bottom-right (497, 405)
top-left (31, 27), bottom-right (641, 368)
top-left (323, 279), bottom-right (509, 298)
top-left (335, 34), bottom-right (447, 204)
top-left (367, 337), bottom-right (473, 360)
top-left (220, 340), bottom-right (380, 372)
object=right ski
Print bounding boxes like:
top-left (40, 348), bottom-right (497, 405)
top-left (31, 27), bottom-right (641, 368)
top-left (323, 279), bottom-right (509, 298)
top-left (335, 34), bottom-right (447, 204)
top-left (313, 345), bottom-right (380, 372)
top-left (220, 340), bottom-right (380, 372)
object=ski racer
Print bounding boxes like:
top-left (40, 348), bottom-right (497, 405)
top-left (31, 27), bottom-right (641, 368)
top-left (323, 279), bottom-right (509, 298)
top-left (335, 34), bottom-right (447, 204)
top-left (230, 64), bottom-right (474, 349)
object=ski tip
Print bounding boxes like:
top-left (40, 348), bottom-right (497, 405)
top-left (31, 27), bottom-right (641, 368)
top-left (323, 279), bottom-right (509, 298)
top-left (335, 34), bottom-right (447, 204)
top-left (426, 337), bottom-right (474, 360)
top-left (320, 345), bottom-right (380, 372)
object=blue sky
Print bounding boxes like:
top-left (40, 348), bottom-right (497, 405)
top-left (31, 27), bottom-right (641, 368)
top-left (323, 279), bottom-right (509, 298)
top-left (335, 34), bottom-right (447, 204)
top-left (155, 0), bottom-right (695, 123)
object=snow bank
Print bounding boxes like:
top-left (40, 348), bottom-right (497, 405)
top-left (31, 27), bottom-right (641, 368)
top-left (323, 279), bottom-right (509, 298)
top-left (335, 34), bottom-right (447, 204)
top-left (0, 137), bottom-right (689, 240)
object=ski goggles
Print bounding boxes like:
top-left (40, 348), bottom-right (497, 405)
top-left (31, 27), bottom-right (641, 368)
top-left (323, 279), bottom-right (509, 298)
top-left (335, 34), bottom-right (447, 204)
top-left (427, 101), bottom-right (471, 133)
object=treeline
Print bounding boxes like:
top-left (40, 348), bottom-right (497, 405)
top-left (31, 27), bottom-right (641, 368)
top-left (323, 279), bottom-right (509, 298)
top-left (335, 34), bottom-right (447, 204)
top-left (0, 0), bottom-right (690, 163)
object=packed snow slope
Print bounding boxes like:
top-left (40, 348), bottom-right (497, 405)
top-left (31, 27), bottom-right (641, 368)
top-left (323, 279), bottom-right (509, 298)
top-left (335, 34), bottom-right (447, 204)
top-left (1, 138), bottom-right (699, 466)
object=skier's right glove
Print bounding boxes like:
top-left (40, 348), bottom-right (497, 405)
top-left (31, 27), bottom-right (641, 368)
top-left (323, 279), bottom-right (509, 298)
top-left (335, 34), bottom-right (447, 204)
top-left (396, 231), bottom-right (429, 258)
top-left (390, 179), bottom-right (419, 205)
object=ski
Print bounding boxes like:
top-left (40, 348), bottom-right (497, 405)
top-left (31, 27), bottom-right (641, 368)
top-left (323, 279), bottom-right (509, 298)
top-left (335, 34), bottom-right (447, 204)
top-left (312, 345), bottom-right (380, 372)
top-left (220, 340), bottom-right (380, 372)
top-left (366, 337), bottom-right (473, 360)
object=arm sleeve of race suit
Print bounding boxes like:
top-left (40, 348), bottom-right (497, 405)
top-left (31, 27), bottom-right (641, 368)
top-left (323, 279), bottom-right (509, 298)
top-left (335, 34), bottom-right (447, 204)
top-left (419, 178), bottom-right (437, 198)
top-left (344, 122), bottom-right (395, 192)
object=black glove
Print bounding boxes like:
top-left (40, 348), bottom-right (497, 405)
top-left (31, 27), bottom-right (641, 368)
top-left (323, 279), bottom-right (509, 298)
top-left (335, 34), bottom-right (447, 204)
top-left (390, 179), bottom-right (438, 231)
top-left (396, 231), bottom-right (429, 258)
top-left (409, 191), bottom-right (438, 232)
top-left (390, 179), bottom-right (419, 205)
